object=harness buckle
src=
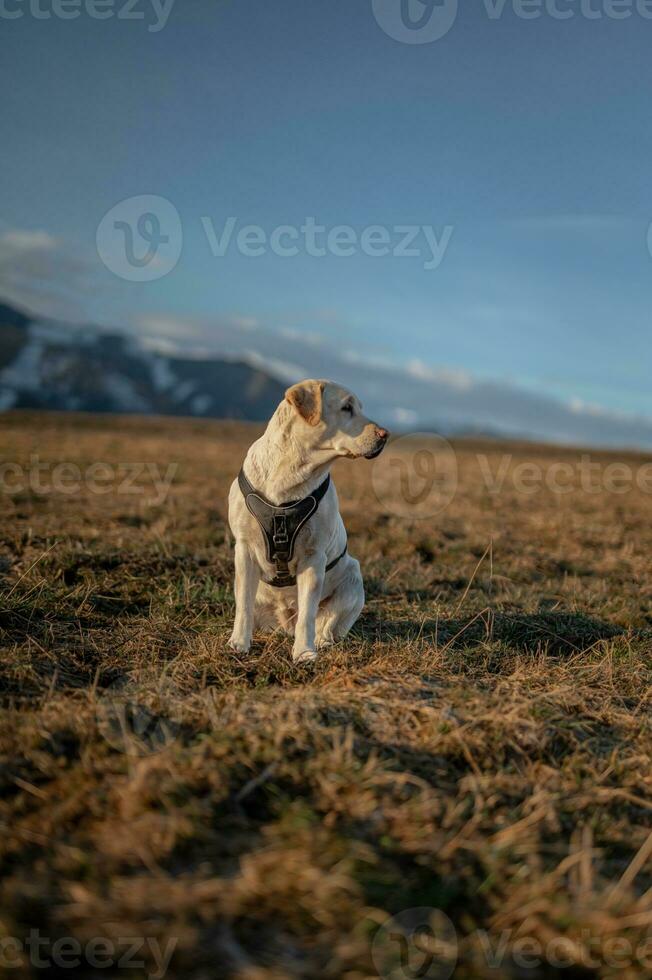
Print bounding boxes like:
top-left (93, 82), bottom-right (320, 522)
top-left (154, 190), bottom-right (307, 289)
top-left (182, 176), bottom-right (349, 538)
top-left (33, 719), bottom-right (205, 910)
top-left (272, 515), bottom-right (289, 545)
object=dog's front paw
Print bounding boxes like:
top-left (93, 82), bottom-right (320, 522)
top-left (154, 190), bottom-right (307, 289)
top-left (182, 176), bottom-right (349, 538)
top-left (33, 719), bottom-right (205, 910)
top-left (292, 648), bottom-right (318, 666)
top-left (228, 632), bottom-right (251, 654)
top-left (315, 628), bottom-right (335, 650)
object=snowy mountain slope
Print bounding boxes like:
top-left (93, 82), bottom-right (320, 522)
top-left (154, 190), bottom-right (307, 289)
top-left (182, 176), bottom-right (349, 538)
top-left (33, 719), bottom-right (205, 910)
top-left (0, 301), bottom-right (285, 421)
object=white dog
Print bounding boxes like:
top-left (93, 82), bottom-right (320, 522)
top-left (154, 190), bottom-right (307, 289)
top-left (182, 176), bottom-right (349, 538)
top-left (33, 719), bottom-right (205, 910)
top-left (228, 379), bottom-right (389, 664)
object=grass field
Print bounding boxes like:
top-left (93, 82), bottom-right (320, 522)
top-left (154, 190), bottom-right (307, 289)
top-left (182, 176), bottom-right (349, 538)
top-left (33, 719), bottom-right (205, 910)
top-left (2, 411), bottom-right (652, 979)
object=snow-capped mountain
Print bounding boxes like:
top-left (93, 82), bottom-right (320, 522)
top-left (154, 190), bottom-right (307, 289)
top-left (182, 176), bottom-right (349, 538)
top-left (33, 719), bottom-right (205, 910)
top-left (0, 301), bottom-right (285, 420)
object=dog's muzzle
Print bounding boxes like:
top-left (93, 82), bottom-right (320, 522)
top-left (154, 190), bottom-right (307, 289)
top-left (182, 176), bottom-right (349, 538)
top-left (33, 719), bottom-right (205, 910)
top-left (364, 427), bottom-right (389, 459)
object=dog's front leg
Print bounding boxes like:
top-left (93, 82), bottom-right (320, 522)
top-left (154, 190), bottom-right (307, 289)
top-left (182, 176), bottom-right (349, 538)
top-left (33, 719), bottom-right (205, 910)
top-left (228, 540), bottom-right (260, 653)
top-left (292, 554), bottom-right (326, 665)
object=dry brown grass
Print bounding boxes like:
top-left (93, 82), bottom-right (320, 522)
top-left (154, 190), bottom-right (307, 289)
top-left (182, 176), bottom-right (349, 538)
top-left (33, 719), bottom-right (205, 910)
top-left (1, 411), bottom-right (652, 979)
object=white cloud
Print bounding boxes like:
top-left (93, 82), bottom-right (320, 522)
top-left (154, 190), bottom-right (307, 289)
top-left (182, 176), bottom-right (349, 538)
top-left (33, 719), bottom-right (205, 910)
top-left (125, 311), bottom-right (652, 449)
top-left (0, 227), bottom-right (100, 322)
top-left (138, 313), bottom-right (260, 344)
top-left (406, 359), bottom-right (473, 391)
top-left (243, 348), bottom-right (308, 383)
top-left (232, 316), bottom-right (259, 331)
top-left (391, 406), bottom-right (419, 426)
top-left (2, 229), bottom-right (58, 251)
top-left (279, 327), bottom-right (323, 347)
top-left (508, 214), bottom-right (634, 234)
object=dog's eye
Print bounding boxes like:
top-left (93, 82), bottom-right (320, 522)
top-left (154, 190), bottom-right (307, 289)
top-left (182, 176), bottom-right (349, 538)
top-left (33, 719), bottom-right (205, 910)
top-left (341, 403), bottom-right (354, 415)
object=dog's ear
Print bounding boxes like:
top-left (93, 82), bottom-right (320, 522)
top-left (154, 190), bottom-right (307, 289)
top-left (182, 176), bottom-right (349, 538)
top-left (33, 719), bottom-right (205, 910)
top-left (285, 380), bottom-right (324, 426)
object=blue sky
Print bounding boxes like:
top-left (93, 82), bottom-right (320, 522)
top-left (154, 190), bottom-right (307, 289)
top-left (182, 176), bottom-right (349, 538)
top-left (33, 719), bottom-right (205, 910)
top-left (1, 0), bottom-right (652, 437)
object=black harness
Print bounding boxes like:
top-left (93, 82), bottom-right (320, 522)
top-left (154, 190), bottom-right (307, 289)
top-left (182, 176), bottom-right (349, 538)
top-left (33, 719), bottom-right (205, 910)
top-left (238, 468), bottom-right (347, 588)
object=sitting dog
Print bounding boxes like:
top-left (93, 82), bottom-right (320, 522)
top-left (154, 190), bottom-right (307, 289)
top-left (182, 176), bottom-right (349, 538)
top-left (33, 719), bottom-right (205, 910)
top-left (228, 379), bottom-right (389, 663)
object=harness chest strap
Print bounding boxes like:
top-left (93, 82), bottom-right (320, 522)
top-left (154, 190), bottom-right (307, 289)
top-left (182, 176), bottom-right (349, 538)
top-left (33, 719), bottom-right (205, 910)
top-left (238, 468), bottom-right (347, 588)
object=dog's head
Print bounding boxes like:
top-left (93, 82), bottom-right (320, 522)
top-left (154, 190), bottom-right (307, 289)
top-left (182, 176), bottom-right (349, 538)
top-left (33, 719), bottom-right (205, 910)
top-left (283, 379), bottom-right (389, 460)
